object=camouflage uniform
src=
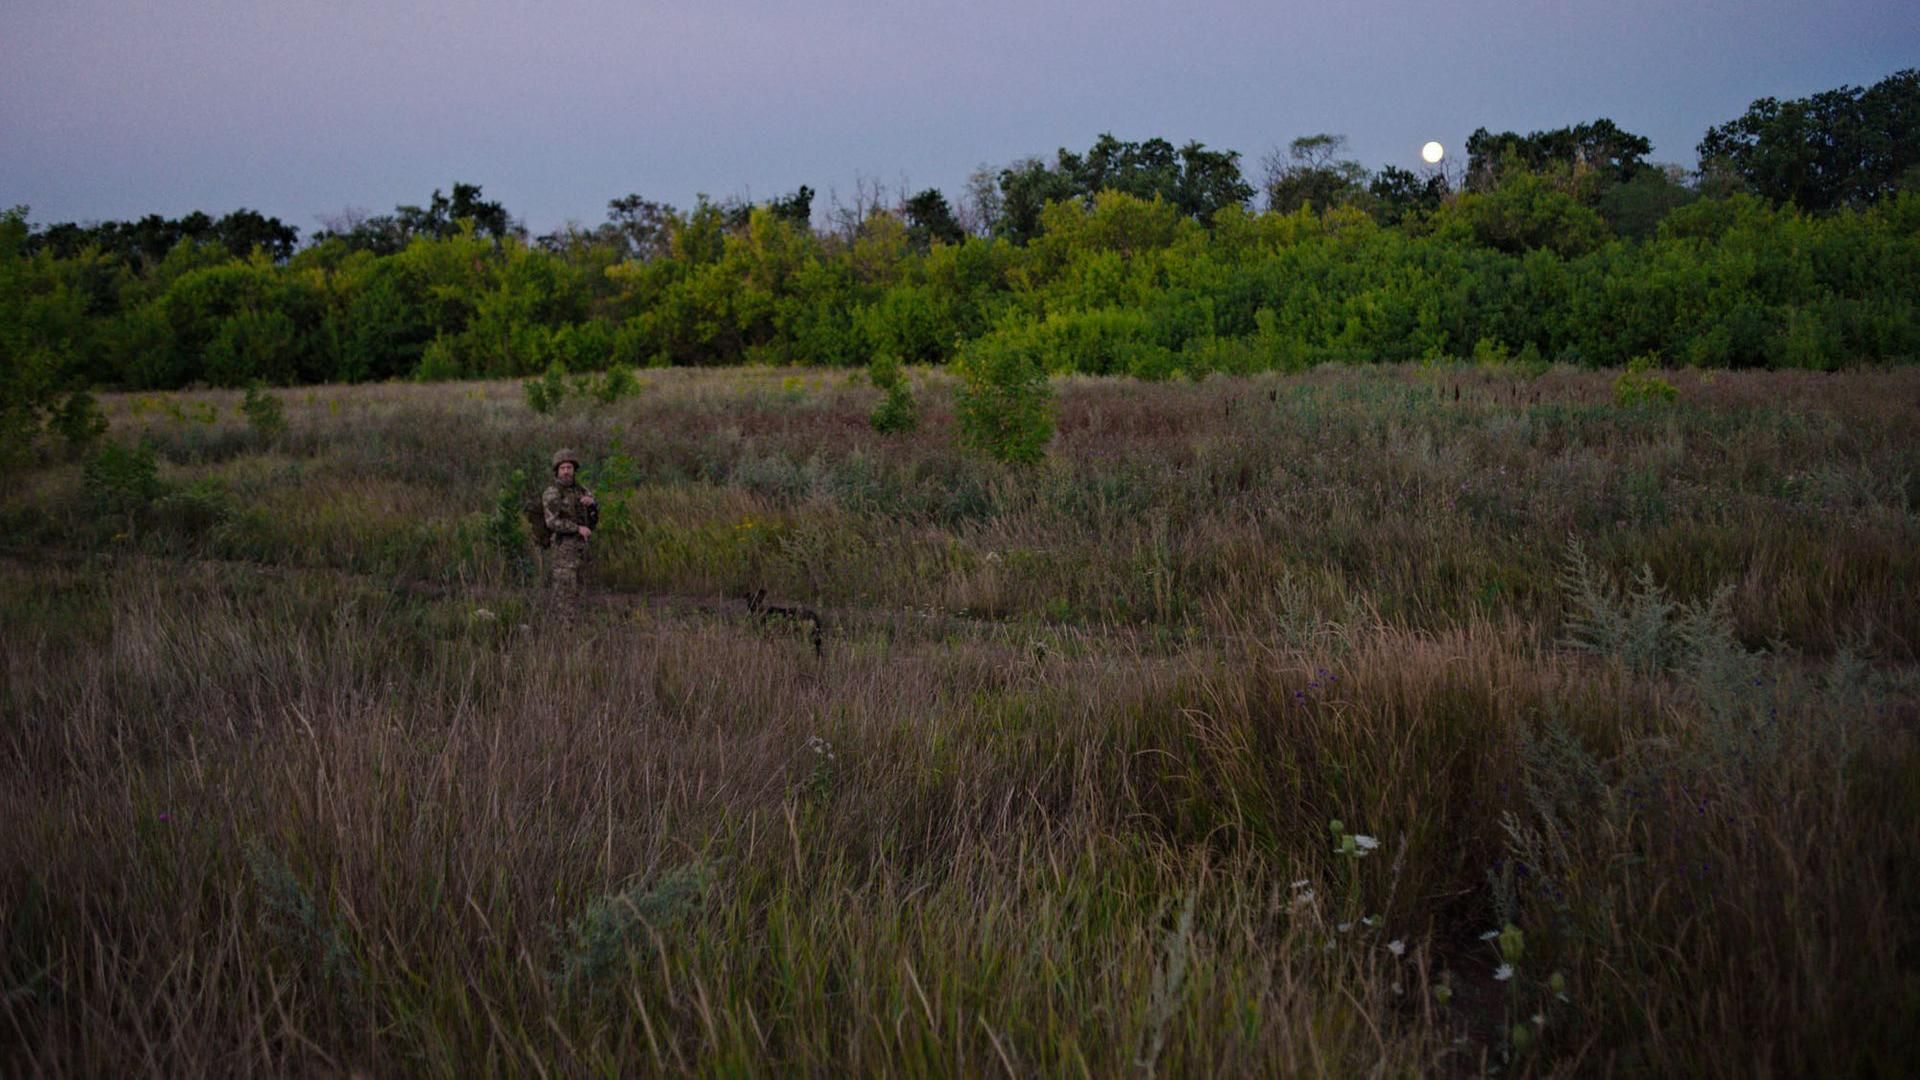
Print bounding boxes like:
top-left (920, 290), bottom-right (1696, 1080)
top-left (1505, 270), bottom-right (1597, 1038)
top-left (542, 448), bottom-right (596, 618)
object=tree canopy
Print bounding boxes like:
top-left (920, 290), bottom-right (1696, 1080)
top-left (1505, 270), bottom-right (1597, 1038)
top-left (1699, 68), bottom-right (1920, 212)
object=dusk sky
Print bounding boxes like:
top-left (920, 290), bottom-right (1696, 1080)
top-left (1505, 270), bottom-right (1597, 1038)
top-left (5, 0), bottom-right (1915, 236)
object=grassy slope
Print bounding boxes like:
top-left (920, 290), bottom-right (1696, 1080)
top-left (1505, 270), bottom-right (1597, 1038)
top-left (2, 364), bottom-right (1917, 1075)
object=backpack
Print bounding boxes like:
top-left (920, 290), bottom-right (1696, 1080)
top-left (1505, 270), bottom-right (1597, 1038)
top-left (522, 486), bottom-right (597, 548)
top-left (522, 489), bottom-right (552, 548)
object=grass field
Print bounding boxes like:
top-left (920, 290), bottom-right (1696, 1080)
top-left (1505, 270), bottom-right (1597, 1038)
top-left (3, 364), bottom-right (1918, 1075)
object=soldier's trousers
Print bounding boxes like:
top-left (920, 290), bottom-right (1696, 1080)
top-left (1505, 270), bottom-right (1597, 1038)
top-left (548, 537), bottom-right (589, 618)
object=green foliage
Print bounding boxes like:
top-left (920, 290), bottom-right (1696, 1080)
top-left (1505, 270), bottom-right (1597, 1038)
top-left (81, 441), bottom-right (165, 537)
top-left (1597, 167), bottom-right (1699, 239)
top-left (49, 390), bottom-right (108, 451)
top-left (487, 467), bottom-right (536, 577)
top-left (586, 363), bottom-right (640, 405)
top-left (1437, 171), bottom-right (1610, 257)
top-left (523, 361), bottom-right (568, 414)
top-left (1, 207), bottom-right (106, 467)
top-left (414, 337), bottom-right (463, 382)
top-left (1558, 538), bottom-right (1678, 674)
top-left (867, 354), bottom-right (919, 434)
top-left (244, 846), bottom-right (362, 1007)
top-left (241, 383), bottom-right (287, 442)
top-left (1613, 354), bottom-right (1678, 406)
top-left (1699, 68), bottom-right (1920, 212)
top-left (995, 133), bottom-right (1254, 243)
top-left (954, 331), bottom-right (1054, 464)
top-left (554, 862), bottom-right (714, 993)
top-left (6, 101), bottom-right (1920, 399)
top-left (903, 188), bottom-right (965, 251)
top-left (1466, 119), bottom-right (1654, 191)
top-left (1264, 133), bottom-right (1371, 213)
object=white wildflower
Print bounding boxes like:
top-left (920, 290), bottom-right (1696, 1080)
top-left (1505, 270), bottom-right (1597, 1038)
top-left (1289, 879), bottom-right (1310, 890)
top-left (1352, 834), bottom-right (1380, 853)
top-left (1493, 963), bottom-right (1514, 982)
top-left (1532, 1012), bottom-right (1546, 1028)
top-left (1337, 922), bottom-right (1353, 933)
top-left (471, 608), bottom-right (497, 621)
top-left (1386, 939), bottom-right (1406, 957)
top-left (1479, 930), bottom-right (1501, 941)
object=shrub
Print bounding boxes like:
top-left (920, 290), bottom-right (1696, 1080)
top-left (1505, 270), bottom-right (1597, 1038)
top-left (487, 467), bottom-right (535, 579)
top-left (1613, 354), bottom-right (1678, 406)
top-left (241, 382), bottom-right (287, 443)
top-left (413, 337), bottom-right (464, 382)
top-left (953, 333), bottom-right (1054, 464)
top-left (49, 390), bottom-right (108, 452)
top-left (523, 361), bottom-right (568, 414)
top-left (153, 477), bottom-right (235, 540)
top-left (81, 441), bottom-right (166, 538)
top-left (871, 382), bottom-right (919, 434)
top-left (553, 862), bottom-right (714, 994)
top-left (867, 354), bottom-right (920, 434)
top-left (584, 364), bottom-right (640, 405)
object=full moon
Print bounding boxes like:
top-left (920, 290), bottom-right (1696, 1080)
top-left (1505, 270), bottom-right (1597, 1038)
top-left (1421, 141), bottom-right (1445, 164)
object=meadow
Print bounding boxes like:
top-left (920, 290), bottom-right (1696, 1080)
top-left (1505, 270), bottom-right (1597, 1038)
top-left (2, 363), bottom-right (1917, 1075)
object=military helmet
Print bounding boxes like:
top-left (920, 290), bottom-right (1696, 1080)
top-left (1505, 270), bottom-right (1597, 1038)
top-left (551, 447), bottom-right (580, 473)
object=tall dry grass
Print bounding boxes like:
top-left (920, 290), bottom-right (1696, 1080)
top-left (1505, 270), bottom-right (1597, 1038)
top-left (2, 364), bottom-right (1917, 1074)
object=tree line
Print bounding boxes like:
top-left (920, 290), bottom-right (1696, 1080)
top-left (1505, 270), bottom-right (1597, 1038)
top-left (4, 70), bottom-right (1917, 457)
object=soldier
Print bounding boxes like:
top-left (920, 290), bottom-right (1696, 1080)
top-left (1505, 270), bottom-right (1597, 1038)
top-left (542, 448), bottom-right (597, 617)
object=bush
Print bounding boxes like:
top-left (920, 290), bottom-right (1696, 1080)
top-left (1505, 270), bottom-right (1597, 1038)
top-left (153, 477), bottom-right (235, 540)
top-left (413, 337), bottom-right (464, 382)
top-left (871, 382), bottom-right (919, 434)
top-left (82, 441), bottom-right (166, 538)
top-left (523, 361), bottom-right (568, 414)
top-left (1613, 354), bottom-right (1678, 406)
top-left (953, 333), bottom-right (1054, 464)
top-left (49, 390), bottom-right (107, 452)
top-left (241, 383), bottom-right (287, 443)
top-left (867, 354), bottom-right (920, 434)
top-left (585, 364), bottom-right (640, 406)
top-left (487, 467), bottom-right (535, 579)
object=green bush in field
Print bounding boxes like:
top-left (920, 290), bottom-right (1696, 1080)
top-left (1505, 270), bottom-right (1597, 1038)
top-left (553, 862), bottom-right (713, 994)
top-left (153, 477), bottom-right (235, 540)
top-left (523, 361), bottom-right (568, 414)
top-left (1613, 354), bottom-right (1678, 406)
top-left (585, 364), bottom-right (640, 405)
top-left (954, 332), bottom-right (1053, 464)
top-left (867, 353), bottom-right (919, 434)
top-left (487, 467), bottom-right (535, 580)
top-left (412, 337), bottom-right (464, 382)
top-left (241, 382), bottom-right (287, 442)
top-left (49, 390), bottom-right (107, 451)
top-left (81, 441), bottom-right (165, 538)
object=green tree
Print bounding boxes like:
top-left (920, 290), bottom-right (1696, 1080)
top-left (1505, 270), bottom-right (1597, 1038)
top-left (1466, 119), bottom-right (1653, 192)
top-left (766, 186), bottom-right (815, 230)
top-left (903, 188), bottom-right (965, 251)
top-left (1698, 68), bottom-right (1920, 212)
top-left (954, 327), bottom-right (1054, 464)
top-left (1368, 165), bottom-right (1448, 225)
top-left (1, 207), bottom-right (104, 465)
top-left (604, 194), bottom-right (678, 261)
top-left (1595, 165), bottom-right (1698, 238)
top-left (994, 134), bottom-right (1254, 242)
top-left (1264, 134), bottom-right (1371, 213)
